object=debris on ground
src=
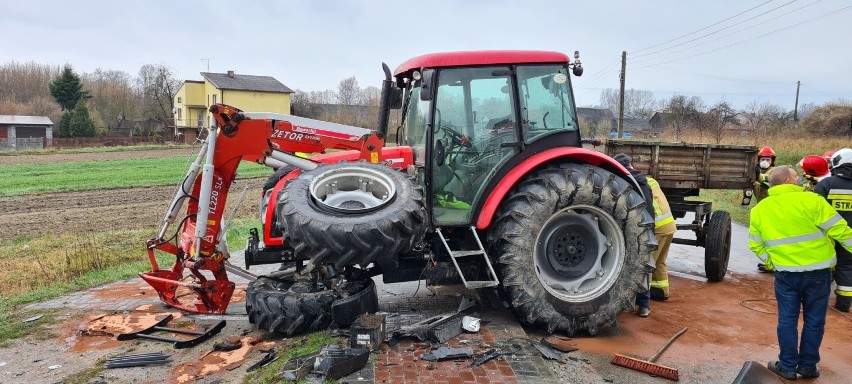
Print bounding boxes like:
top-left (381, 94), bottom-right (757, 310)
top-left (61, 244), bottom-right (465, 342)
top-left (116, 314), bottom-right (226, 349)
top-left (532, 341), bottom-right (561, 360)
top-left (245, 350), bottom-right (277, 372)
top-left (470, 348), bottom-right (501, 366)
top-left (213, 336), bottom-right (243, 352)
top-left (541, 335), bottom-right (578, 353)
top-left (47, 364), bottom-right (62, 370)
top-left (399, 312), bottom-right (468, 343)
top-left (458, 296), bottom-right (478, 312)
top-left (22, 314), bottom-right (43, 323)
top-left (281, 345), bottom-right (370, 381)
top-left (462, 315), bottom-right (480, 332)
top-left (349, 313), bottom-right (386, 351)
top-left (420, 347), bottom-right (474, 362)
top-left (170, 336), bottom-right (275, 383)
top-left (105, 352), bottom-right (172, 369)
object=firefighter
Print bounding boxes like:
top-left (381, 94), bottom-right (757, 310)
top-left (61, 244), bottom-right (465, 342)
top-left (815, 148), bottom-right (852, 312)
top-left (647, 176), bottom-right (677, 301)
top-left (753, 146), bottom-right (777, 203)
top-left (614, 153), bottom-right (653, 317)
top-left (749, 166), bottom-right (852, 380)
top-left (798, 154), bottom-right (831, 191)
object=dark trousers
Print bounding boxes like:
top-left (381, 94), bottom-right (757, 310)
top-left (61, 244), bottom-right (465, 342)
top-left (774, 268), bottom-right (832, 373)
top-left (834, 245), bottom-right (852, 309)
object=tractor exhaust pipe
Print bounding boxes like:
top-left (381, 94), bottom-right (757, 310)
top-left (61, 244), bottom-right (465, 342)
top-left (376, 63), bottom-right (393, 139)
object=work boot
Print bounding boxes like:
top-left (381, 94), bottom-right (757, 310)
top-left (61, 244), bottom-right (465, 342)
top-left (637, 307), bottom-right (650, 317)
top-left (650, 287), bottom-right (668, 301)
top-left (797, 366), bottom-right (820, 379)
top-left (835, 297), bottom-right (851, 312)
top-left (767, 361), bottom-right (797, 380)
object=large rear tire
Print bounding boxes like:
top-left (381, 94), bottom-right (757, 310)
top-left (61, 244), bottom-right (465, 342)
top-left (246, 271), bottom-right (374, 336)
top-left (277, 162), bottom-right (427, 272)
top-left (490, 164), bottom-right (655, 335)
top-left (704, 210), bottom-right (731, 282)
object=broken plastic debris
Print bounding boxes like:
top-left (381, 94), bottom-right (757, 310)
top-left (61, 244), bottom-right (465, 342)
top-left (462, 316), bottom-right (480, 332)
top-left (421, 347), bottom-right (473, 362)
top-left (48, 365), bottom-right (62, 370)
top-left (22, 314), bottom-right (43, 323)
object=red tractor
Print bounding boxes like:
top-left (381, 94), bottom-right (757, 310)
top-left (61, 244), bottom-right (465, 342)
top-left (142, 50), bottom-right (656, 336)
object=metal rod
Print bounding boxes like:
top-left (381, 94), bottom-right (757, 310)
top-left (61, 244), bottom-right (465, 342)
top-left (195, 127), bottom-right (218, 257)
top-left (268, 150), bottom-right (318, 171)
top-left (132, 333), bottom-right (185, 343)
top-left (158, 140), bottom-right (209, 239)
top-left (152, 326), bottom-right (207, 336)
top-left (262, 157), bottom-right (288, 169)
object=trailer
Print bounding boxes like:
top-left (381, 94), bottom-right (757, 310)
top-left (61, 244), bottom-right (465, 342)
top-left (605, 139), bottom-right (759, 282)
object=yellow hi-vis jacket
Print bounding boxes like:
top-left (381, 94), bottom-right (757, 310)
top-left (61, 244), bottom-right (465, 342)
top-left (749, 184), bottom-right (852, 272)
top-left (648, 178), bottom-right (677, 235)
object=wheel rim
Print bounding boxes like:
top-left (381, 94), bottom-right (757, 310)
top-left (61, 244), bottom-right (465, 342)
top-left (534, 205), bottom-right (625, 303)
top-left (309, 166), bottom-right (397, 214)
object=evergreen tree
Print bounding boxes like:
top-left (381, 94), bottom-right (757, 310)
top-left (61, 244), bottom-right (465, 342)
top-left (57, 111), bottom-right (73, 138)
top-left (69, 101), bottom-right (96, 137)
top-left (49, 65), bottom-right (89, 111)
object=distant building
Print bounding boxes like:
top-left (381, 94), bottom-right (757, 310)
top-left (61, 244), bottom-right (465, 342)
top-left (648, 110), bottom-right (672, 130)
top-left (173, 71), bottom-right (294, 144)
top-left (0, 115), bottom-right (53, 151)
top-left (577, 107), bottom-right (615, 137)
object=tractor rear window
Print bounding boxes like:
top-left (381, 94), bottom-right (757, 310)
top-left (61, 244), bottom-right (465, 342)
top-left (517, 65), bottom-right (577, 143)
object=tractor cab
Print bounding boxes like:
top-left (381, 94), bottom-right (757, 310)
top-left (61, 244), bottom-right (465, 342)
top-left (390, 51), bottom-right (584, 225)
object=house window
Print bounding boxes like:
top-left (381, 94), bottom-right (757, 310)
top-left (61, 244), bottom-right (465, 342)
top-left (177, 108), bottom-right (182, 121)
top-left (212, 94), bottom-right (217, 105)
top-left (177, 97), bottom-right (182, 104)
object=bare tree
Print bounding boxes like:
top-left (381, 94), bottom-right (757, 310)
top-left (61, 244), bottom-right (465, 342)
top-left (742, 100), bottom-right (783, 134)
top-left (337, 76), bottom-right (361, 105)
top-left (702, 101), bottom-right (736, 143)
top-left (598, 88), bottom-right (658, 119)
top-left (665, 95), bottom-right (704, 139)
top-left (83, 69), bottom-right (138, 133)
top-left (136, 63), bottom-right (180, 129)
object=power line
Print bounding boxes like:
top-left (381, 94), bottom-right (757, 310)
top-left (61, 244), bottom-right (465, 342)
top-left (632, 0), bottom-right (821, 64)
top-left (631, 0), bottom-right (800, 59)
top-left (632, 4), bottom-right (852, 69)
top-left (636, 65), bottom-right (795, 85)
top-left (630, 0), bottom-right (775, 54)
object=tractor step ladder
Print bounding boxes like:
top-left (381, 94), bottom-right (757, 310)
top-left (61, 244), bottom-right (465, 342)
top-left (436, 227), bottom-right (499, 289)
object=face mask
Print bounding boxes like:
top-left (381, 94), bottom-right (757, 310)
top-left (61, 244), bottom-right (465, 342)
top-left (759, 160), bottom-right (771, 169)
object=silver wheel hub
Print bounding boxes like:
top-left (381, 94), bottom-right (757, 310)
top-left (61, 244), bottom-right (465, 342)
top-left (308, 166), bottom-right (396, 214)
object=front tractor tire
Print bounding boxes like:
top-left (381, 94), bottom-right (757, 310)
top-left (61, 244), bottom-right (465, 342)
top-left (490, 164), bottom-right (655, 335)
top-left (277, 162), bottom-right (427, 272)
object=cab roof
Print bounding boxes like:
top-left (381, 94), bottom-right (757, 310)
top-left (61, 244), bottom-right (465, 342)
top-left (393, 50), bottom-right (571, 77)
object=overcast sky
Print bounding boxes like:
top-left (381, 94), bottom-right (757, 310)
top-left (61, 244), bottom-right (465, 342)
top-left (3, 0), bottom-right (850, 110)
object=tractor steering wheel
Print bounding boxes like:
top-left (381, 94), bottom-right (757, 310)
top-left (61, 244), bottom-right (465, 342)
top-left (435, 108), bottom-right (471, 150)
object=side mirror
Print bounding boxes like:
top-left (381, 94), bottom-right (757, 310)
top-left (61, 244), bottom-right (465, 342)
top-left (389, 88), bottom-right (403, 109)
top-left (420, 69), bottom-right (436, 101)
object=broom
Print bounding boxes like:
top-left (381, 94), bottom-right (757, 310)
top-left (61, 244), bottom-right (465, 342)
top-left (611, 327), bottom-right (688, 381)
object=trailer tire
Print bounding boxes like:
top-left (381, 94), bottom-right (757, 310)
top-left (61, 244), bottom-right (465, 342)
top-left (245, 271), bottom-right (374, 336)
top-left (704, 210), bottom-right (731, 282)
top-left (277, 162), bottom-right (427, 271)
top-left (490, 164), bottom-right (655, 335)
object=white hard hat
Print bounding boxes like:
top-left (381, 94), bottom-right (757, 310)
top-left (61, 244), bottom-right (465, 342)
top-left (830, 148), bottom-right (852, 169)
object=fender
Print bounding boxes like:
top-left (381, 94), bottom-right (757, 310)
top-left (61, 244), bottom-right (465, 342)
top-left (475, 147), bottom-right (636, 230)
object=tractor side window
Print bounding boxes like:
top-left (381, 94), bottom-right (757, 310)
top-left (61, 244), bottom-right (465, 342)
top-left (403, 84), bottom-right (430, 166)
top-left (517, 65), bottom-right (577, 143)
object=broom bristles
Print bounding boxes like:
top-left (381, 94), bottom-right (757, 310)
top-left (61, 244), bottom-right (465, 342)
top-left (611, 354), bottom-right (680, 381)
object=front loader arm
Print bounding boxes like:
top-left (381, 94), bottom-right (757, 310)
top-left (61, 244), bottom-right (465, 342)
top-left (141, 104), bottom-right (386, 314)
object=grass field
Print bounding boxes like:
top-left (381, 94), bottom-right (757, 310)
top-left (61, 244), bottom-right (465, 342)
top-left (0, 143), bottom-right (183, 156)
top-left (0, 155), bottom-right (269, 196)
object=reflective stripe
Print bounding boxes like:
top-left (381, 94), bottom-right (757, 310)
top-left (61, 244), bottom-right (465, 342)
top-left (773, 257), bottom-right (836, 272)
top-left (764, 231), bottom-right (825, 247)
top-left (749, 234), bottom-right (763, 243)
top-left (836, 285), bottom-right (852, 292)
top-left (827, 189), bottom-right (852, 195)
top-left (655, 212), bottom-right (674, 227)
top-left (843, 237), bottom-right (852, 247)
top-left (835, 289), bottom-right (852, 297)
top-left (757, 253), bottom-right (769, 262)
top-left (650, 280), bottom-right (669, 288)
top-left (819, 214), bottom-right (842, 231)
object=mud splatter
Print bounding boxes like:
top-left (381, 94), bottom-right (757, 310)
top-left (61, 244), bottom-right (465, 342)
top-left (169, 337), bottom-right (276, 383)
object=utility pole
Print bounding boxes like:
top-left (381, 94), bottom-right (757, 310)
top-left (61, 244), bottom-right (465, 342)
top-left (793, 80), bottom-right (801, 123)
top-left (201, 58), bottom-right (211, 72)
top-left (618, 51), bottom-right (626, 138)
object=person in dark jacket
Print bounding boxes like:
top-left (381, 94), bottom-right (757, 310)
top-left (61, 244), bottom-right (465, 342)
top-left (815, 148), bottom-right (852, 312)
top-left (614, 153), bottom-right (654, 317)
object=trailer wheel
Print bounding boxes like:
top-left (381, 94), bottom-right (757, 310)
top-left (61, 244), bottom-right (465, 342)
top-left (490, 164), bottom-right (655, 335)
top-left (246, 271), bottom-right (375, 336)
top-left (277, 162), bottom-right (427, 272)
top-left (704, 210), bottom-right (731, 282)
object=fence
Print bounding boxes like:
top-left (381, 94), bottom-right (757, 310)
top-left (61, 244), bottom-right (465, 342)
top-left (51, 134), bottom-right (178, 148)
top-left (0, 137), bottom-right (45, 151)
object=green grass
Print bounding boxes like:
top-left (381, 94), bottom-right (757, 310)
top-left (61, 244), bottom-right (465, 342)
top-left (689, 189), bottom-right (753, 226)
top-left (0, 143), bottom-right (185, 156)
top-left (62, 358), bottom-right (106, 384)
top-left (242, 331), bottom-right (339, 384)
top-left (0, 155), bottom-right (269, 196)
